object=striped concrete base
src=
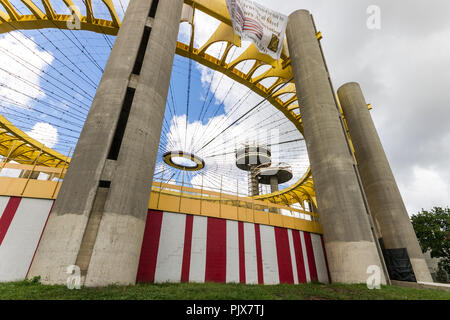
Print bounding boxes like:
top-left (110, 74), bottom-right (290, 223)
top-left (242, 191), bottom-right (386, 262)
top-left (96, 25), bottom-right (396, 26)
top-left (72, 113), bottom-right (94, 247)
top-left (0, 196), bottom-right (53, 282)
top-left (137, 210), bottom-right (330, 284)
top-left (0, 196), bottom-right (330, 284)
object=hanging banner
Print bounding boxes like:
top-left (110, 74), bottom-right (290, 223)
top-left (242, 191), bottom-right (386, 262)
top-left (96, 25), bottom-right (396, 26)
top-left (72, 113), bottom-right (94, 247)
top-left (225, 0), bottom-right (288, 60)
top-left (180, 3), bottom-right (194, 25)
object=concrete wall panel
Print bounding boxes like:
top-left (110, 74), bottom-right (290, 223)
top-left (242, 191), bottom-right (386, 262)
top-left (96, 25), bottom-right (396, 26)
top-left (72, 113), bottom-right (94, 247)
top-left (259, 225), bottom-right (279, 285)
top-left (300, 231), bottom-right (312, 282)
top-left (0, 197), bottom-right (52, 282)
top-left (287, 229), bottom-right (299, 284)
top-left (311, 233), bottom-right (330, 284)
top-left (154, 212), bottom-right (186, 283)
top-left (243, 222), bottom-right (258, 284)
top-left (226, 220), bottom-right (240, 283)
top-left (189, 215), bottom-right (207, 283)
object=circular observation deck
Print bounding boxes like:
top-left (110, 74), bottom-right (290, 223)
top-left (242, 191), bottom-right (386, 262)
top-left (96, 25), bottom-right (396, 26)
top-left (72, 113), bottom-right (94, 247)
top-left (235, 145), bottom-right (272, 171)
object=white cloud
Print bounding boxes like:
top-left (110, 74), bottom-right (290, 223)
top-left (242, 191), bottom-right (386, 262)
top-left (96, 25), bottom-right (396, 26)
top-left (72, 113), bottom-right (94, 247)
top-left (171, 11), bottom-right (309, 195)
top-left (172, 0), bottom-right (450, 212)
top-left (399, 166), bottom-right (450, 215)
top-left (164, 96), bottom-right (308, 196)
top-left (0, 32), bottom-right (54, 108)
top-left (168, 6), bottom-right (310, 196)
top-left (0, 33), bottom-right (57, 150)
top-left (26, 122), bottom-right (59, 149)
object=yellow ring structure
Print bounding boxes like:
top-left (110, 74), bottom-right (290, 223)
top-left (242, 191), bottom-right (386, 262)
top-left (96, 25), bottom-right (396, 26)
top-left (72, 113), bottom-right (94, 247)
top-left (0, 0), bottom-right (319, 208)
top-left (163, 151), bottom-right (205, 172)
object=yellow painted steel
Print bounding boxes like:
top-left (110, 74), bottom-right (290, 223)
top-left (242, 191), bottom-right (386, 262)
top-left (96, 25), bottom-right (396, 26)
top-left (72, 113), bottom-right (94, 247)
top-left (0, 169), bottom-right (322, 234)
top-left (0, 114), bottom-right (70, 168)
top-left (163, 151), bottom-right (205, 171)
top-left (0, 0), bottom-right (322, 206)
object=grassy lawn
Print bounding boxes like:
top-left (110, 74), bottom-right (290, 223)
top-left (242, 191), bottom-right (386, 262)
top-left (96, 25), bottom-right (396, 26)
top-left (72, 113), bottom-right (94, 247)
top-left (0, 279), bottom-right (449, 300)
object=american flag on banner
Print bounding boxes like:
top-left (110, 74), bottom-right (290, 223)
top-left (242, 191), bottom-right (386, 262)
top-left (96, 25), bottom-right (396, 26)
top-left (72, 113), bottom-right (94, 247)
top-left (226, 0), bottom-right (288, 60)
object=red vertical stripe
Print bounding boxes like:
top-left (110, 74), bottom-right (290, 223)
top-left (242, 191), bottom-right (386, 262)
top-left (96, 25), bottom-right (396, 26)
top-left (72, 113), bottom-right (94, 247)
top-left (254, 224), bottom-right (264, 284)
top-left (238, 221), bottom-right (246, 283)
top-left (0, 197), bottom-right (21, 246)
top-left (320, 235), bottom-right (331, 283)
top-left (180, 215), bottom-right (194, 282)
top-left (291, 230), bottom-right (307, 283)
top-left (303, 232), bottom-right (318, 282)
top-left (136, 210), bottom-right (163, 283)
top-left (26, 199), bottom-right (55, 278)
top-left (205, 217), bottom-right (227, 282)
top-left (274, 227), bottom-right (294, 284)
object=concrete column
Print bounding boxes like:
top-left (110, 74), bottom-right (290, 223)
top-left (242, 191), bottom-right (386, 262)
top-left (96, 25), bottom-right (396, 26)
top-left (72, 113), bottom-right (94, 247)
top-left (28, 0), bottom-right (184, 286)
top-left (269, 175), bottom-right (279, 193)
top-left (269, 176), bottom-right (279, 213)
top-left (337, 82), bottom-right (433, 282)
top-left (286, 10), bottom-right (386, 284)
top-left (249, 166), bottom-right (259, 196)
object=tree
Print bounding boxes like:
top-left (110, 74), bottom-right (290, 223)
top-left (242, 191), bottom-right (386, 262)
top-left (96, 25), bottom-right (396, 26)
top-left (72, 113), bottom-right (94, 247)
top-left (411, 207), bottom-right (450, 282)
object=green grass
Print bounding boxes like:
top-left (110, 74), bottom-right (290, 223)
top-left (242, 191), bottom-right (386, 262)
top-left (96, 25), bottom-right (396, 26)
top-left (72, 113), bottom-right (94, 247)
top-left (0, 279), bottom-right (449, 300)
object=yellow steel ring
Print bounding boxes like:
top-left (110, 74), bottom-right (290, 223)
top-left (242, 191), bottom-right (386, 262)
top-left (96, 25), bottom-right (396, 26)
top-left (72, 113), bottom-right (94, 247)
top-left (163, 151), bottom-right (205, 171)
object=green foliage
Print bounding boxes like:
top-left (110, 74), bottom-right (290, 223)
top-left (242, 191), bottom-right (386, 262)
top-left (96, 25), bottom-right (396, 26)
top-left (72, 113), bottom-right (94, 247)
top-left (411, 207), bottom-right (450, 277)
top-left (436, 267), bottom-right (449, 283)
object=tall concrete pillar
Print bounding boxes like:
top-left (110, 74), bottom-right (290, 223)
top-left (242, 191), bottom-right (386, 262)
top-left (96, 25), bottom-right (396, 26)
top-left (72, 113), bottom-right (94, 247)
top-left (268, 176), bottom-right (279, 213)
top-left (337, 82), bottom-right (433, 282)
top-left (286, 10), bottom-right (387, 284)
top-left (249, 166), bottom-right (260, 196)
top-left (28, 0), bottom-right (184, 286)
top-left (269, 175), bottom-right (279, 193)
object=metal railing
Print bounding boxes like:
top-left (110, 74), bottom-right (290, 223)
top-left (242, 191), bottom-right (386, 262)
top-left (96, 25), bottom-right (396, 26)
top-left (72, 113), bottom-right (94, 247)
top-left (150, 175), bottom-right (322, 233)
top-left (0, 161), bottom-right (322, 233)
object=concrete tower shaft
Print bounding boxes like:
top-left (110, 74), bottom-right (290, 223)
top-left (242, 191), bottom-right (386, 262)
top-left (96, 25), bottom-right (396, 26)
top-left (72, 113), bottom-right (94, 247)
top-left (270, 175), bottom-right (279, 192)
top-left (337, 82), bottom-right (433, 282)
top-left (286, 10), bottom-right (387, 284)
top-left (27, 0), bottom-right (184, 286)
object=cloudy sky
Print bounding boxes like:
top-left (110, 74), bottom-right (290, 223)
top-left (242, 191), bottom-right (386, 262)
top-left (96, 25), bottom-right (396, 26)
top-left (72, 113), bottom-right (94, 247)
top-left (0, 0), bottom-right (448, 215)
top-left (253, 0), bottom-right (450, 214)
top-left (177, 0), bottom-right (450, 214)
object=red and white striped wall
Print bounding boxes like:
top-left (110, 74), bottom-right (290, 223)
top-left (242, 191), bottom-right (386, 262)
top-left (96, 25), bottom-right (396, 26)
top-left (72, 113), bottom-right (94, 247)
top-left (0, 196), bottom-right (330, 285)
top-left (0, 196), bottom-right (53, 282)
top-left (137, 210), bottom-right (330, 285)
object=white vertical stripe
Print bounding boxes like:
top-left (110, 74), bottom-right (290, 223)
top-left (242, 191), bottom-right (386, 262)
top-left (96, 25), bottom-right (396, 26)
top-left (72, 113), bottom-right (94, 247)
top-left (311, 233), bottom-right (329, 283)
top-left (189, 215), bottom-right (207, 283)
top-left (259, 225), bottom-right (279, 285)
top-left (243, 222), bottom-right (258, 284)
top-left (300, 231), bottom-right (311, 283)
top-left (154, 212), bottom-right (186, 283)
top-left (0, 198), bottom-right (52, 282)
top-left (287, 229), bottom-right (299, 284)
top-left (0, 196), bottom-right (11, 219)
top-left (226, 220), bottom-right (239, 283)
